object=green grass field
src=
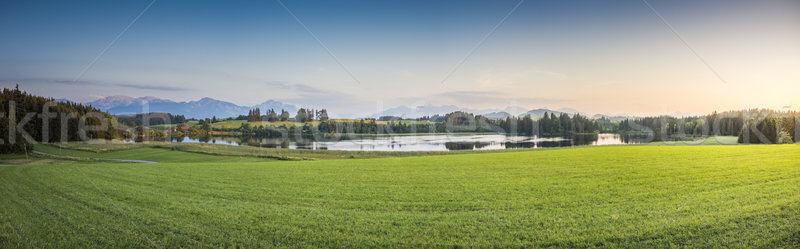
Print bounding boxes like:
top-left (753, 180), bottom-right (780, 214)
top-left (34, 142), bottom-right (491, 161)
top-left (1, 144), bottom-right (799, 248)
top-left (646, 136), bottom-right (741, 146)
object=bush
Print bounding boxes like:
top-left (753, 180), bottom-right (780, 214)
top-left (778, 131), bottom-right (793, 144)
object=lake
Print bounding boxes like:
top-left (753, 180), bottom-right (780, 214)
top-left (150, 133), bottom-right (645, 151)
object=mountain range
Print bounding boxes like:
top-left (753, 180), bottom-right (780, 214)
top-left (84, 96), bottom-right (666, 120)
top-left (370, 105), bottom-right (580, 120)
top-left (86, 96), bottom-right (297, 119)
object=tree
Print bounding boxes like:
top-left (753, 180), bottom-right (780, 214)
top-left (541, 112), bottom-right (550, 134)
top-left (247, 108), bottom-right (265, 122)
top-left (280, 109), bottom-right (290, 121)
top-left (201, 119), bottom-right (212, 133)
top-left (296, 108), bottom-right (308, 123)
top-left (521, 115), bottom-right (533, 136)
top-left (318, 109), bottom-right (329, 121)
top-left (239, 123), bottom-right (252, 135)
top-left (267, 109), bottom-right (278, 122)
top-left (778, 131), bottom-right (793, 144)
top-left (550, 113), bottom-right (560, 135)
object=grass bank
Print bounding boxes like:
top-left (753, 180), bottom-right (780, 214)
top-left (0, 145), bottom-right (798, 247)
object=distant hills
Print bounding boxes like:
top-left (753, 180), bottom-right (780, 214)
top-left (481, 111), bottom-right (513, 120)
top-left (86, 96), bottom-right (297, 119)
top-left (84, 96), bottom-right (659, 120)
top-left (86, 96), bottom-right (581, 120)
top-left (517, 108), bottom-right (564, 119)
top-left (371, 105), bottom-right (582, 120)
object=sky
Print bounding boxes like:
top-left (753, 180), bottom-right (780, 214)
top-left (1, 0), bottom-right (799, 117)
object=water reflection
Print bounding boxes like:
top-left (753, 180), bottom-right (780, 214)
top-left (135, 133), bottom-right (646, 151)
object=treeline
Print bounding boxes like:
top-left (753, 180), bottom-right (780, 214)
top-left (246, 108), bottom-right (328, 122)
top-left (0, 86), bottom-right (116, 153)
top-left (229, 111), bottom-right (601, 138)
top-left (237, 120), bottom-right (450, 138)
top-left (618, 109), bottom-right (799, 143)
top-left (537, 112), bottom-right (597, 136)
top-left (619, 116), bottom-right (715, 140)
top-left (115, 113), bottom-right (186, 127)
top-left (738, 113), bottom-right (798, 144)
top-left (487, 112), bottom-right (598, 136)
top-left (247, 108), bottom-right (290, 122)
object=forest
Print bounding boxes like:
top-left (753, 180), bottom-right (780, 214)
top-left (617, 109), bottom-right (799, 143)
top-left (0, 86), bottom-right (115, 153)
top-left (229, 110), bottom-right (600, 139)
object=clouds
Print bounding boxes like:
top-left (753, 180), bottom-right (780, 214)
top-left (256, 83), bottom-right (570, 117)
top-left (387, 90), bottom-right (570, 115)
top-left (0, 78), bottom-right (193, 102)
top-left (263, 81), bottom-right (334, 96)
top-left (260, 81), bottom-right (370, 116)
top-left (435, 91), bottom-right (566, 104)
top-left (1, 78), bottom-right (190, 92)
top-left (55, 80), bottom-right (189, 91)
top-left (430, 90), bottom-right (569, 110)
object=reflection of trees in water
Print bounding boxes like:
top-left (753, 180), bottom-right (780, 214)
top-left (295, 141), bottom-right (313, 149)
top-left (473, 142), bottom-right (490, 149)
top-left (537, 140), bottom-right (573, 148)
top-left (620, 134), bottom-right (651, 144)
top-left (568, 134), bottom-right (598, 146)
top-left (503, 142), bottom-right (533, 149)
top-left (134, 133), bottom-right (643, 151)
top-left (445, 142), bottom-right (474, 150)
top-left (254, 140), bottom-right (291, 149)
top-left (241, 137), bottom-right (292, 149)
top-left (240, 137), bottom-right (329, 150)
top-left (503, 135), bottom-right (594, 149)
top-left (196, 135), bottom-right (211, 143)
top-left (533, 134), bottom-right (600, 147)
top-left (444, 142), bottom-right (490, 150)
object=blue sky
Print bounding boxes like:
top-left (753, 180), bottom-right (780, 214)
top-left (1, 0), bottom-right (798, 116)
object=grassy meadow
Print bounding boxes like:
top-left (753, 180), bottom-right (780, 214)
top-left (1, 143), bottom-right (799, 248)
top-left (34, 142), bottom-right (491, 161)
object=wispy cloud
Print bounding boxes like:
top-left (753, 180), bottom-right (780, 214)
top-left (389, 90), bottom-right (569, 114)
top-left (262, 81), bottom-right (367, 116)
top-left (59, 80), bottom-right (188, 91)
top-left (434, 91), bottom-right (567, 104)
top-left (1, 78), bottom-right (189, 91)
top-left (263, 81), bottom-right (332, 95)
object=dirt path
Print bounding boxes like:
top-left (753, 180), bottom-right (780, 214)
top-left (31, 151), bottom-right (158, 164)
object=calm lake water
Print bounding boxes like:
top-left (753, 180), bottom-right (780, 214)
top-left (150, 133), bottom-right (644, 151)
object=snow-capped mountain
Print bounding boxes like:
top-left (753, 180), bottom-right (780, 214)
top-left (86, 96), bottom-right (297, 119)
